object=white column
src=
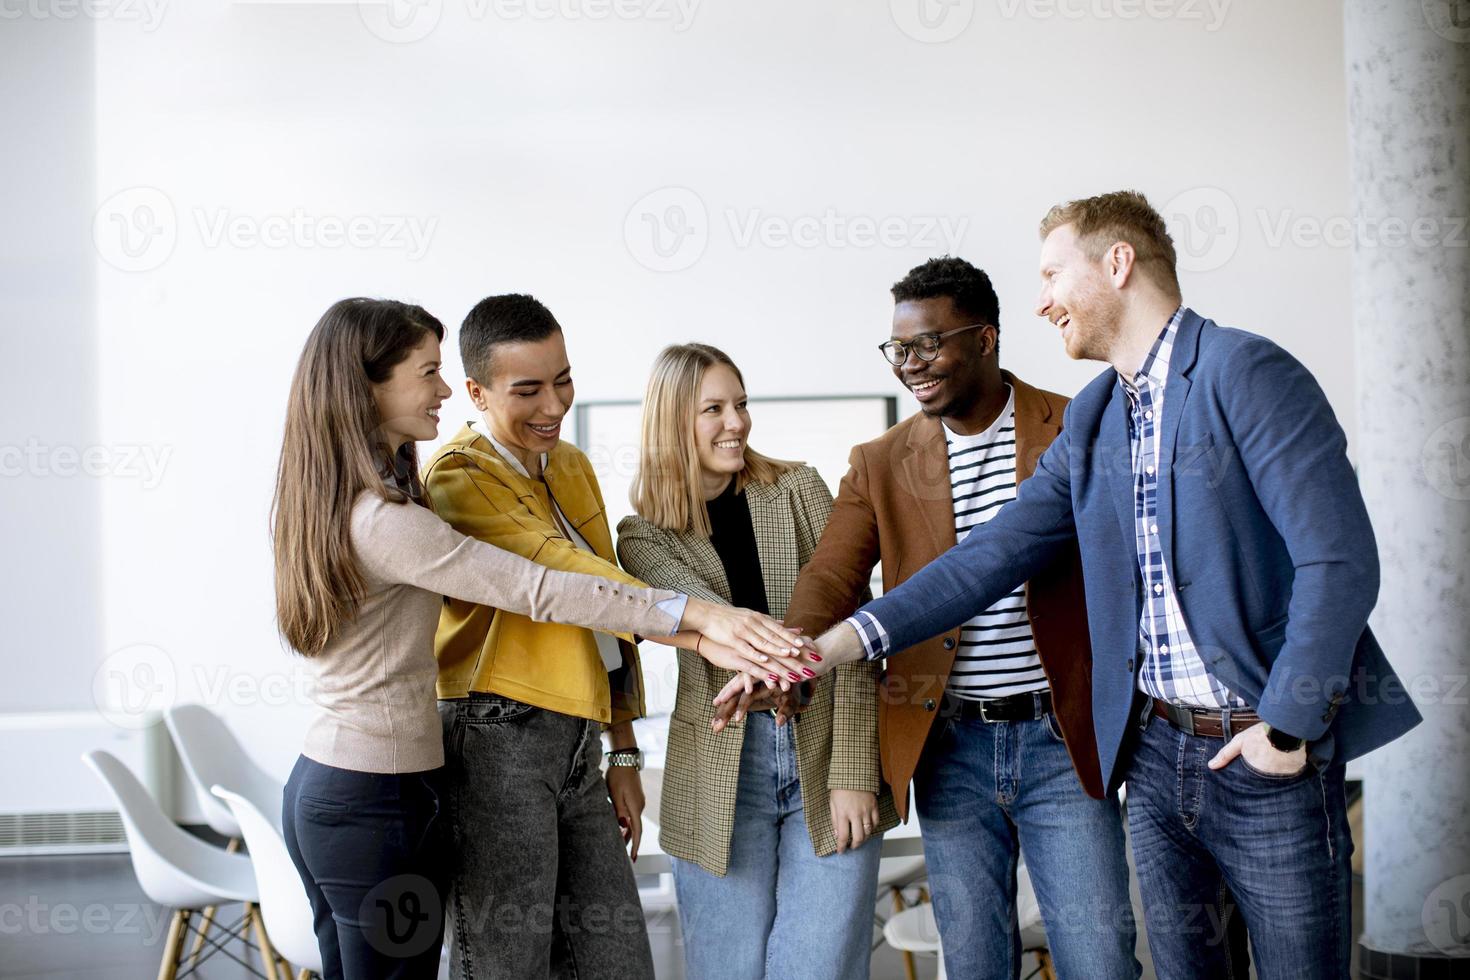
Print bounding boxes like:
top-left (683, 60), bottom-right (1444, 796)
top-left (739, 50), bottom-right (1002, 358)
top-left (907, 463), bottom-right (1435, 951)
top-left (1347, 0), bottom-right (1470, 969)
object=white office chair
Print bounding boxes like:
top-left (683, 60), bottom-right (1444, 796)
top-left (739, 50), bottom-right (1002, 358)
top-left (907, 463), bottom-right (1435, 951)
top-left (165, 703), bottom-right (285, 838)
top-left (81, 750), bottom-right (280, 980)
top-left (882, 863), bottom-right (1055, 980)
top-left (213, 785), bottom-right (324, 980)
top-left (874, 855), bottom-right (930, 980)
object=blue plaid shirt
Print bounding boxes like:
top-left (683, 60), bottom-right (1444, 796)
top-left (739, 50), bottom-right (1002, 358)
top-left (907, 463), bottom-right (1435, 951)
top-left (1125, 309), bottom-right (1243, 709)
top-left (847, 309), bottom-right (1243, 710)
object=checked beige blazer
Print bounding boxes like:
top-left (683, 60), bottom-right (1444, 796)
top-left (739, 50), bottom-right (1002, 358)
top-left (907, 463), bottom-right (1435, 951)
top-left (616, 464), bottom-right (899, 876)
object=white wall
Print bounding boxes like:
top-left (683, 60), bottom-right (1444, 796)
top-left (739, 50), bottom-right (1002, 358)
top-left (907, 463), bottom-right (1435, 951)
top-left (76, 0), bottom-right (1358, 778)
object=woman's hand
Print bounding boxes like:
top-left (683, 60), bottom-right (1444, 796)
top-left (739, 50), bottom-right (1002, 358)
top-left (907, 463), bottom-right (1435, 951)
top-left (605, 764), bottom-right (645, 861)
top-left (680, 599), bottom-right (812, 683)
top-left (829, 789), bottom-right (880, 854)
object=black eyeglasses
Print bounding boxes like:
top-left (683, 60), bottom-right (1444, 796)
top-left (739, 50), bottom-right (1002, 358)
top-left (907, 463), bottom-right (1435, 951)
top-left (878, 322), bottom-right (990, 367)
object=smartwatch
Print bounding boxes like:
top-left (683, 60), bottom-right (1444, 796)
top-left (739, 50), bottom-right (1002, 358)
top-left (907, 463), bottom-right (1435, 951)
top-left (1264, 725), bottom-right (1305, 753)
top-left (607, 749), bottom-right (644, 771)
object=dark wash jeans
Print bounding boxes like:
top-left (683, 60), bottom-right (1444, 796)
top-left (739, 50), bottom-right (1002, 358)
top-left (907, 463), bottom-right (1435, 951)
top-left (282, 755), bottom-right (449, 980)
top-left (438, 694), bottom-right (654, 980)
top-left (1126, 710), bottom-right (1353, 979)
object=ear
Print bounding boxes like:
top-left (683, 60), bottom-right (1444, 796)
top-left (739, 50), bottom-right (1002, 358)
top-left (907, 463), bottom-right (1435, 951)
top-left (1108, 242), bottom-right (1137, 289)
top-left (978, 324), bottom-right (999, 358)
top-left (465, 377), bottom-right (489, 411)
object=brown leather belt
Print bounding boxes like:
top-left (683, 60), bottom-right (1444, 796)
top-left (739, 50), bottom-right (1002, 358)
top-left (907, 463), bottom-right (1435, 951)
top-left (1150, 698), bottom-right (1262, 739)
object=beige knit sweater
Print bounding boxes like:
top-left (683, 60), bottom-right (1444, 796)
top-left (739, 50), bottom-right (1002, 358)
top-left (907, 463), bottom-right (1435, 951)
top-left (300, 491), bottom-right (680, 773)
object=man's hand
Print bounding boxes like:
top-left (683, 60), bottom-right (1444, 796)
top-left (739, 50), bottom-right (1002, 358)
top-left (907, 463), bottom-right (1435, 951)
top-left (709, 679), bottom-right (801, 733)
top-left (1208, 723), bottom-right (1308, 777)
top-left (713, 622), bottom-right (861, 710)
top-left (829, 789), bottom-right (880, 854)
top-left (668, 600), bottom-right (811, 686)
top-left (605, 765), bottom-right (645, 860)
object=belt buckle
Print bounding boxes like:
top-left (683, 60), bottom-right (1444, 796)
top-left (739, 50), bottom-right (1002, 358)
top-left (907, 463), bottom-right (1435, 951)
top-left (977, 699), bottom-right (998, 723)
top-left (1174, 703), bottom-right (1197, 736)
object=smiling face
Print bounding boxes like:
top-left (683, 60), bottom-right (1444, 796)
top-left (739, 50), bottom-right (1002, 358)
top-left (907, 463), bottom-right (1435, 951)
top-left (692, 363), bottom-right (750, 494)
top-left (889, 296), bottom-right (995, 420)
top-left (1035, 222), bottom-right (1125, 363)
top-left (371, 332), bottom-right (452, 450)
top-left (469, 330), bottom-right (574, 467)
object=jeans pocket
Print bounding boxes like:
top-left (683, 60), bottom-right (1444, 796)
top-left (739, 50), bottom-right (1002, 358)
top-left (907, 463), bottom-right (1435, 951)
top-left (298, 793), bottom-right (349, 825)
top-left (1043, 710), bottom-right (1067, 744)
top-left (1239, 755), bottom-right (1311, 783)
top-left (460, 694), bottom-right (536, 725)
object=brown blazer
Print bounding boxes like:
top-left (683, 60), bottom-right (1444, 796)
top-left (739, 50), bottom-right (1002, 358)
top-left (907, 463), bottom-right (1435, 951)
top-left (784, 372), bottom-right (1104, 818)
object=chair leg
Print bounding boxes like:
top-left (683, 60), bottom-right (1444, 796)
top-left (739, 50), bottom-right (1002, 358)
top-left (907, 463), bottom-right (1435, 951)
top-left (186, 838), bottom-right (239, 965)
top-left (248, 904), bottom-right (281, 980)
top-left (156, 909), bottom-right (190, 980)
top-left (296, 970), bottom-right (314, 980)
top-left (1035, 948), bottom-right (1057, 980)
top-left (892, 888), bottom-right (918, 980)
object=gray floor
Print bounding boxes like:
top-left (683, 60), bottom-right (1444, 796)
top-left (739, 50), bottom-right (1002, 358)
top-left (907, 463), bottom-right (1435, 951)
top-left (0, 849), bottom-right (1363, 979)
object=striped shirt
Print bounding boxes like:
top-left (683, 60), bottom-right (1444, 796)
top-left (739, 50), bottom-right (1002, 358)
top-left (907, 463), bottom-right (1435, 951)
top-left (1124, 309), bottom-right (1244, 709)
top-left (942, 389), bottom-right (1046, 699)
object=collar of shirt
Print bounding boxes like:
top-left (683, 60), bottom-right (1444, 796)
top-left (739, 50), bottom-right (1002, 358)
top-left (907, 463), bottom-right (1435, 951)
top-left (1118, 306), bottom-right (1185, 399)
top-left (472, 422), bottom-right (548, 480)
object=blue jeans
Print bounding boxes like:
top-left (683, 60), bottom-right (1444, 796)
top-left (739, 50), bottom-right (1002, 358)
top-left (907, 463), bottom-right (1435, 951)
top-left (913, 710), bottom-right (1139, 980)
top-left (1125, 710), bottom-right (1352, 980)
top-left (672, 711), bottom-right (882, 980)
top-left (282, 755), bottom-right (448, 980)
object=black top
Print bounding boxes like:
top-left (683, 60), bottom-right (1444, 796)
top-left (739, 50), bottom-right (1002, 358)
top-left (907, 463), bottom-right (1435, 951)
top-left (705, 478), bottom-right (769, 615)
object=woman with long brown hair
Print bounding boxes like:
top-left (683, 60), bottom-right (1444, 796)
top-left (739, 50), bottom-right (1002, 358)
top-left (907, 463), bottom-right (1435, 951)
top-left (615, 344), bottom-right (897, 980)
top-left (271, 300), bottom-right (805, 979)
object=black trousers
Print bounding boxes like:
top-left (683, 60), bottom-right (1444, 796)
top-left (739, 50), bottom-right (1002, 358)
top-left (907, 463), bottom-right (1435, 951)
top-left (282, 755), bottom-right (448, 980)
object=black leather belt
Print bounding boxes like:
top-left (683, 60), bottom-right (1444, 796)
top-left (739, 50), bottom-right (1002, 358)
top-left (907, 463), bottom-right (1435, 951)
top-left (943, 690), bottom-right (1052, 723)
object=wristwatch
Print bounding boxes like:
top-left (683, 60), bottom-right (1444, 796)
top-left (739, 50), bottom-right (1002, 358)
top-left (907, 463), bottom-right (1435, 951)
top-left (607, 749), bottom-right (644, 771)
top-left (1264, 724), bottom-right (1305, 753)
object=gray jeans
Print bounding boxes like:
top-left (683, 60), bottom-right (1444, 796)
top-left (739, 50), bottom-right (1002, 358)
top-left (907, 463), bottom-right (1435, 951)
top-left (438, 694), bottom-right (654, 980)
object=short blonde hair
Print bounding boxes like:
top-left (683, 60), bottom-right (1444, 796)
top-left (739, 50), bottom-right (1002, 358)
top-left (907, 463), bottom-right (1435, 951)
top-left (630, 343), bottom-right (799, 536)
top-left (1039, 190), bottom-right (1181, 297)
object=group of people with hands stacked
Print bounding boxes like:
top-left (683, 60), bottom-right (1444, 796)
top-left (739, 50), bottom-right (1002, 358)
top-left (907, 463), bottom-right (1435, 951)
top-left (272, 189), bottom-right (1420, 980)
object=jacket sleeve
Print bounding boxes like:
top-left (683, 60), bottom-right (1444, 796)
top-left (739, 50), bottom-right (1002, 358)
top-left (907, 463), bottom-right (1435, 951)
top-left (856, 416), bottom-right (1077, 655)
top-left (784, 447), bottom-right (882, 637)
top-left (786, 466), bottom-right (882, 795)
top-left (424, 451), bottom-right (648, 641)
top-left (350, 493), bottom-right (680, 638)
top-left (1218, 338), bottom-right (1380, 740)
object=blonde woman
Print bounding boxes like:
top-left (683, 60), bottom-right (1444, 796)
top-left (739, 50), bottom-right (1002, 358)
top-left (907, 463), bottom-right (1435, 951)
top-left (617, 344), bottom-right (898, 980)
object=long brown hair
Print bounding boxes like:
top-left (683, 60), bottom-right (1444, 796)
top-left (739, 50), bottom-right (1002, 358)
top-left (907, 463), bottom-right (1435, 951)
top-left (630, 343), bottom-right (798, 537)
top-left (272, 298), bottom-right (445, 655)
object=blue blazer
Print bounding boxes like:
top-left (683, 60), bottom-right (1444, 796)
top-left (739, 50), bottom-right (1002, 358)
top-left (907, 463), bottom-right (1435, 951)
top-left (859, 309), bottom-right (1420, 791)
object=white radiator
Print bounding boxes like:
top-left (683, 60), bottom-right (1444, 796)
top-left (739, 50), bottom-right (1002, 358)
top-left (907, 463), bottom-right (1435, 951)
top-left (0, 710), bottom-right (178, 854)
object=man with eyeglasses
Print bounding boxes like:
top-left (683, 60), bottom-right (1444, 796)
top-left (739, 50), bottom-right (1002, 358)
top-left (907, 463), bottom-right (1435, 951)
top-left (769, 257), bottom-right (1139, 977)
